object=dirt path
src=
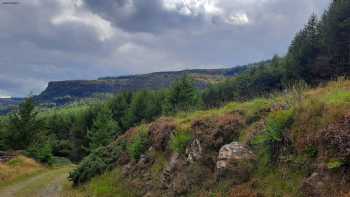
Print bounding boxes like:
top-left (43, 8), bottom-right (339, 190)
top-left (0, 166), bottom-right (73, 197)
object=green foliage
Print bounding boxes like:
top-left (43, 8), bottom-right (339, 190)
top-left (327, 159), bottom-right (344, 170)
top-left (305, 145), bottom-right (318, 158)
top-left (26, 140), bottom-right (53, 164)
top-left (88, 105), bottom-right (120, 150)
top-left (202, 59), bottom-right (284, 108)
top-left (253, 109), bottom-right (294, 164)
top-left (125, 91), bottom-right (163, 128)
top-left (81, 168), bottom-right (137, 196)
top-left (323, 90), bottom-right (350, 105)
top-left (0, 118), bottom-right (7, 151)
top-left (5, 97), bottom-right (42, 150)
top-left (236, 98), bottom-right (272, 123)
top-left (164, 75), bottom-right (201, 114)
top-left (127, 127), bottom-right (150, 160)
top-left (69, 140), bottom-right (126, 186)
top-left (108, 92), bottom-right (131, 130)
top-left (253, 109), bottom-right (295, 145)
top-left (169, 130), bottom-right (192, 154)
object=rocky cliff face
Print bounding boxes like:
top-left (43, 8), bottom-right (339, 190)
top-left (36, 67), bottom-right (245, 105)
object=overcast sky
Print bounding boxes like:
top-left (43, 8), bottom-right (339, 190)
top-left (0, 0), bottom-right (330, 97)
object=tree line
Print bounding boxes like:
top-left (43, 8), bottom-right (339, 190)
top-left (0, 76), bottom-right (200, 163)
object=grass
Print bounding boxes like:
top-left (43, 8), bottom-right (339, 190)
top-left (62, 168), bottom-right (136, 197)
top-left (0, 156), bottom-right (45, 188)
top-left (169, 130), bottom-right (192, 154)
top-left (255, 168), bottom-right (304, 197)
top-left (11, 166), bottom-right (74, 197)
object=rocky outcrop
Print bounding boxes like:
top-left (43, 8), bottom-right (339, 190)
top-left (301, 172), bottom-right (330, 197)
top-left (149, 119), bottom-right (176, 151)
top-left (186, 139), bottom-right (203, 163)
top-left (216, 142), bottom-right (256, 183)
top-left (190, 113), bottom-right (245, 168)
top-left (317, 112), bottom-right (350, 159)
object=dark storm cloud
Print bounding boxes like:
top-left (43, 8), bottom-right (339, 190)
top-left (83, 0), bottom-right (204, 33)
top-left (0, 0), bottom-right (330, 97)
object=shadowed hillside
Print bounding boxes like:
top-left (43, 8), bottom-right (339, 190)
top-left (36, 66), bottom-right (250, 106)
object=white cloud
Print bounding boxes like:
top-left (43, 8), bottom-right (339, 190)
top-left (51, 0), bottom-right (115, 41)
top-left (226, 13), bottom-right (249, 25)
top-left (162, 0), bottom-right (253, 26)
top-left (163, 0), bottom-right (222, 16)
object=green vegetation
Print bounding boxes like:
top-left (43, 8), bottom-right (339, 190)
top-left (169, 130), bottom-right (192, 154)
top-left (88, 105), bottom-right (120, 150)
top-left (68, 140), bottom-right (126, 185)
top-left (0, 1), bottom-right (349, 196)
top-left (127, 127), bottom-right (150, 160)
top-left (253, 109), bottom-right (295, 145)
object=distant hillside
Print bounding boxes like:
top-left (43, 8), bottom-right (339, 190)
top-left (0, 98), bottom-right (24, 115)
top-left (36, 66), bottom-right (249, 105)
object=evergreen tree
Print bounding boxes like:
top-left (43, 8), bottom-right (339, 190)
top-left (285, 14), bottom-right (321, 83)
top-left (87, 105), bottom-right (120, 150)
top-left (125, 91), bottom-right (150, 127)
top-left (319, 0), bottom-right (350, 77)
top-left (164, 75), bottom-right (199, 114)
top-left (108, 92), bottom-right (132, 130)
top-left (6, 97), bottom-right (41, 150)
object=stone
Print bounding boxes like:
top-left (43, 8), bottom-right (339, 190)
top-left (216, 142), bottom-right (256, 183)
top-left (186, 139), bottom-right (202, 163)
top-left (300, 172), bottom-right (332, 197)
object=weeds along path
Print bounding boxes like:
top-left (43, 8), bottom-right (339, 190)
top-left (0, 166), bottom-right (74, 197)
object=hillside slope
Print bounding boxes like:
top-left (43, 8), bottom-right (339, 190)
top-left (37, 67), bottom-right (248, 105)
top-left (68, 79), bottom-right (350, 197)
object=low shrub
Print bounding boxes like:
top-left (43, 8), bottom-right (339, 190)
top-left (253, 109), bottom-right (295, 163)
top-left (69, 141), bottom-right (126, 186)
top-left (327, 159), bottom-right (344, 170)
top-left (26, 141), bottom-right (53, 165)
top-left (253, 109), bottom-right (295, 145)
top-left (127, 127), bottom-right (150, 160)
top-left (169, 130), bottom-right (192, 154)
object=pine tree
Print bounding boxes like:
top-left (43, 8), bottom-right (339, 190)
top-left (285, 14), bottom-right (321, 83)
top-left (108, 92), bottom-right (131, 130)
top-left (164, 75), bottom-right (199, 113)
top-left (6, 97), bottom-right (41, 150)
top-left (87, 105), bottom-right (120, 150)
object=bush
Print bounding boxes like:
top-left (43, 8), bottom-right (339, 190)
top-left (26, 141), bottom-right (53, 165)
top-left (169, 130), bottom-right (192, 154)
top-left (127, 127), bottom-right (150, 160)
top-left (69, 141), bottom-right (126, 186)
top-left (327, 159), bottom-right (344, 170)
top-left (253, 109), bottom-right (295, 145)
top-left (253, 109), bottom-right (294, 163)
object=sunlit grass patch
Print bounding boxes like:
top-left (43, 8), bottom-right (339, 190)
top-left (323, 90), bottom-right (350, 105)
top-left (84, 168), bottom-right (135, 197)
top-left (0, 155), bottom-right (45, 187)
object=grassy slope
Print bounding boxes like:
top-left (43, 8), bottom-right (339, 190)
top-left (0, 156), bottom-right (45, 188)
top-left (66, 79), bottom-right (350, 196)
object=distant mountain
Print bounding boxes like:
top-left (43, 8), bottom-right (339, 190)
top-left (36, 66), bottom-right (248, 106)
top-left (0, 98), bottom-right (25, 115)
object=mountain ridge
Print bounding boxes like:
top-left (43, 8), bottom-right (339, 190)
top-left (36, 65), bottom-right (250, 105)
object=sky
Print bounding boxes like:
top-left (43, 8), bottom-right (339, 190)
top-left (0, 0), bottom-right (330, 97)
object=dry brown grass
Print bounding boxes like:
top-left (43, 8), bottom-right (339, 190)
top-left (0, 155), bottom-right (45, 186)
